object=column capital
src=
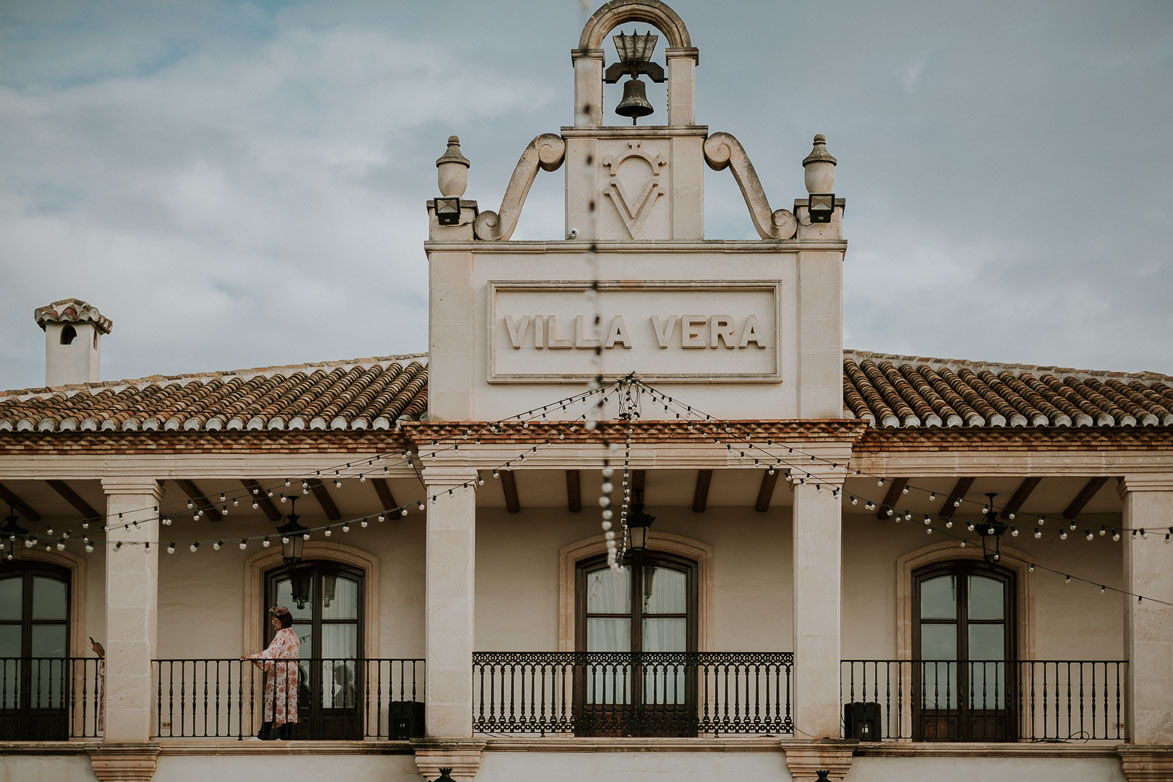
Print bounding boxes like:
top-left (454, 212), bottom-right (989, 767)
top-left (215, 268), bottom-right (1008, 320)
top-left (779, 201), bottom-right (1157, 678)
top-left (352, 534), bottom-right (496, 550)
top-left (1119, 474), bottom-right (1173, 496)
top-left (421, 466), bottom-right (480, 486)
top-left (791, 465), bottom-right (848, 488)
top-left (101, 478), bottom-right (163, 500)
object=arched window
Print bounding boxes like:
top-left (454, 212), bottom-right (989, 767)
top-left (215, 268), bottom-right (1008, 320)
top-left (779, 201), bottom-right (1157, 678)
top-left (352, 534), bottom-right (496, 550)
top-left (913, 560), bottom-right (1015, 741)
top-left (59, 325), bottom-right (77, 345)
top-left (0, 562), bottom-right (70, 740)
top-left (575, 552), bottom-right (697, 736)
top-left (265, 561), bottom-right (363, 740)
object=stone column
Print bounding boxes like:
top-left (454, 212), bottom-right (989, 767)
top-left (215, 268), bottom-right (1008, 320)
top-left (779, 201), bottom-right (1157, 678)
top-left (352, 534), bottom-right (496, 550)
top-left (1119, 476), bottom-right (1173, 745)
top-left (422, 466), bottom-right (479, 739)
top-left (100, 478), bottom-right (162, 743)
top-left (665, 47), bottom-right (698, 126)
top-left (792, 474), bottom-right (845, 739)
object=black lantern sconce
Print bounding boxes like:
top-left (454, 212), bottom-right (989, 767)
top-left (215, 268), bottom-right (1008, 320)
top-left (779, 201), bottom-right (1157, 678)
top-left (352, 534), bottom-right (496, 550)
top-left (276, 497), bottom-right (311, 608)
top-left (979, 492), bottom-right (1010, 566)
top-left (1, 503), bottom-right (28, 537)
top-left (622, 489), bottom-right (656, 564)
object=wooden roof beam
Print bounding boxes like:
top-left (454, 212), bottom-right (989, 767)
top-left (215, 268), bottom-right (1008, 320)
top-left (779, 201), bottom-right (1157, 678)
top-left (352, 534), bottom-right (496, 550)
top-left (938, 477), bottom-right (975, 521)
top-left (175, 480), bottom-right (222, 522)
top-left (371, 478), bottom-right (398, 513)
top-left (1001, 477), bottom-right (1041, 519)
top-left (754, 470), bottom-right (779, 512)
top-left (566, 470), bottom-right (582, 513)
top-left (692, 469), bottom-right (713, 513)
top-left (1063, 477), bottom-right (1109, 520)
top-left (306, 478), bottom-right (341, 521)
top-left (500, 471), bottom-right (520, 514)
top-left (240, 480), bottom-right (282, 522)
top-left (876, 477), bottom-right (909, 520)
top-left (0, 482), bottom-right (41, 523)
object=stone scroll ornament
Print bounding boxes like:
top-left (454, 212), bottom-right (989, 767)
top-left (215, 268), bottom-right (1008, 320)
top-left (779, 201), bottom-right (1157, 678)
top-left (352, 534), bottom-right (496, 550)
top-left (474, 134), bottom-right (567, 241)
top-left (703, 132), bottom-right (797, 240)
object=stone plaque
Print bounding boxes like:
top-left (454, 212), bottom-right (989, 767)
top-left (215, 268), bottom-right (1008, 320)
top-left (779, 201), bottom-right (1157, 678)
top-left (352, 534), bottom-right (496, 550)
top-left (487, 280), bottom-right (781, 383)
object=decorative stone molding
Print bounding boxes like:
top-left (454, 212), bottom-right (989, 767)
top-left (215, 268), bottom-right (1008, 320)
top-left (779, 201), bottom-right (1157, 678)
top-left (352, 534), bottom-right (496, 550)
top-left (412, 739), bottom-right (486, 782)
top-left (558, 531), bottom-right (713, 652)
top-left (242, 541), bottom-right (380, 658)
top-left (704, 132), bottom-right (797, 240)
top-left (19, 548), bottom-right (89, 657)
top-left (1119, 746), bottom-right (1173, 782)
top-left (578, 0), bottom-right (692, 50)
top-left (783, 739), bottom-right (856, 782)
top-left (89, 743), bottom-right (160, 782)
top-left (896, 541), bottom-right (1036, 661)
top-left (473, 134), bottom-right (565, 241)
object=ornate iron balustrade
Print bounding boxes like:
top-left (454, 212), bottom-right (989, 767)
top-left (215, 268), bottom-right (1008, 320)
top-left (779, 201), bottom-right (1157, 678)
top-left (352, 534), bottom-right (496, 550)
top-left (0, 657), bottom-right (104, 740)
top-left (473, 651), bottom-right (793, 736)
top-left (841, 659), bottom-right (1128, 742)
top-left (152, 657), bottom-right (424, 740)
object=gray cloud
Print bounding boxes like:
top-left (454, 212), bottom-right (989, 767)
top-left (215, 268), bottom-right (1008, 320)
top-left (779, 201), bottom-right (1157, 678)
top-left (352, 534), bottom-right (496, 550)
top-left (1, 0), bottom-right (1171, 391)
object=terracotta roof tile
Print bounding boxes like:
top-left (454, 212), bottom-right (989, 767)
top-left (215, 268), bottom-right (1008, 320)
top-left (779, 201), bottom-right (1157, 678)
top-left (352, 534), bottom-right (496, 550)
top-left (844, 350), bottom-right (1173, 429)
top-left (0, 355), bottom-right (427, 434)
top-left (2, 348), bottom-right (1170, 435)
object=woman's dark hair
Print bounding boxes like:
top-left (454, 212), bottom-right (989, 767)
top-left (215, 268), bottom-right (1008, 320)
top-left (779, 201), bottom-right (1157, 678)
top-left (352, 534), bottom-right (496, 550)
top-left (271, 606), bottom-right (294, 629)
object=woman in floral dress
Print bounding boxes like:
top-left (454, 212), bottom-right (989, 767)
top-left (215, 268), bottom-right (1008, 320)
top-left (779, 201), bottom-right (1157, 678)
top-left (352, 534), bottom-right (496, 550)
top-left (243, 606), bottom-right (300, 739)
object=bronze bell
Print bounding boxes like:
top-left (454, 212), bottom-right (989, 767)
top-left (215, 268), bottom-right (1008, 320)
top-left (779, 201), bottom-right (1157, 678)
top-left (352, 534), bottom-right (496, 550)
top-left (615, 77), bottom-right (654, 122)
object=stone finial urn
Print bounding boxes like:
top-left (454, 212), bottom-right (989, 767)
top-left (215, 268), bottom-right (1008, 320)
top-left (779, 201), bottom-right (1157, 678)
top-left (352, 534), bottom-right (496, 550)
top-left (436, 136), bottom-right (470, 197)
top-left (802, 133), bottom-right (837, 194)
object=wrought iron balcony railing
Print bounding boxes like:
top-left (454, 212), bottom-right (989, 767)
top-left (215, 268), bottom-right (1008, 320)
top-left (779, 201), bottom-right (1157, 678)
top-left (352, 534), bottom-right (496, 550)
top-left (841, 659), bottom-right (1128, 742)
top-left (0, 657), bottom-right (104, 741)
top-left (152, 657), bottom-right (424, 740)
top-left (473, 651), bottom-right (793, 737)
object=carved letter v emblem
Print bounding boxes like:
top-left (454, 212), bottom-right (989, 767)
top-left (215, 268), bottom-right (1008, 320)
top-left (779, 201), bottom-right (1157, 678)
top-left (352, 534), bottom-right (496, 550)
top-left (605, 179), bottom-right (663, 238)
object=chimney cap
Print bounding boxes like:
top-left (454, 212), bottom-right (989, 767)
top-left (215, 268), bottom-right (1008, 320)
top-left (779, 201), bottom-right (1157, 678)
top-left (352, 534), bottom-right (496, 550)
top-left (34, 298), bottom-right (113, 335)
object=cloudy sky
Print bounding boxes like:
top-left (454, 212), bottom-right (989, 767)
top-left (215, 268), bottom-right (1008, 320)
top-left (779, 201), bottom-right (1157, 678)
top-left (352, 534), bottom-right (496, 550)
top-left (1, 0), bottom-right (1171, 391)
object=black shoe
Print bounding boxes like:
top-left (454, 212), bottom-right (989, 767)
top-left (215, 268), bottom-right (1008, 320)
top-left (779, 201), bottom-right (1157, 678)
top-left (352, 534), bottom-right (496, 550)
top-left (257, 722), bottom-right (275, 740)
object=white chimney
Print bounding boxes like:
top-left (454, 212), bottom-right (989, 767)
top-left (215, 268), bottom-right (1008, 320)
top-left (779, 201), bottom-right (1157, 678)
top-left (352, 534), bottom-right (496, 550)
top-left (34, 299), bottom-right (113, 386)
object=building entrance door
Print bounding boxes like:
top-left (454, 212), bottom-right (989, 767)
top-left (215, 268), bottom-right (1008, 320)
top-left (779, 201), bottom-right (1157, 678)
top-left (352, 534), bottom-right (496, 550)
top-left (0, 563), bottom-right (70, 740)
top-left (913, 561), bottom-right (1016, 740)
top-left (575, 552), bottom-right (697, 736)
top-left (266, 562), bottom-right (363, 739)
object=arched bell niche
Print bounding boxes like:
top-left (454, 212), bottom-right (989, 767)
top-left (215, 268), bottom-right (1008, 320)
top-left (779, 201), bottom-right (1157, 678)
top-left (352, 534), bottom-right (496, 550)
top-left (573, 0), bottom-right (698, 128)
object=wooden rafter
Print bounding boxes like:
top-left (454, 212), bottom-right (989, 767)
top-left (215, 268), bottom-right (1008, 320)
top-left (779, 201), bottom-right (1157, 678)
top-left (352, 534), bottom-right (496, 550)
top-left (306, 478), bottom-right (341, 521)
top-left (566, 470), bottom-right (582, 513)
top-left (371, 478), bottom-right (398, 512)
top-left (175, 480), bottom-right (222, 522)
top-left (0, 482), bottom-right (41, 523)
top-left (876, 477), bottom-right (909, 520)
top-left (754, 470), bottom-right (779, 512)
top-left (1001, 477), bottom-right (1041, 519)
top-left (240, 480), bottom-right (281, 522)
top-left (692, 469), bottom-right (713, 513)
top-left (47, 480), bottom-right (101, 521)
top-left (938, 477), bottom-right (975, 522)
top-left (500, 471), bottom-right (520, 513)
top-left (1063, 477), bottom-right (1109, 520)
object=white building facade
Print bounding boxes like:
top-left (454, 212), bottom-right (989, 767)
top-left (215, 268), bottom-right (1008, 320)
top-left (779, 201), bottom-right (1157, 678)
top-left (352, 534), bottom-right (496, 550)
top-left (0, 2), bottom-right (1171, 780)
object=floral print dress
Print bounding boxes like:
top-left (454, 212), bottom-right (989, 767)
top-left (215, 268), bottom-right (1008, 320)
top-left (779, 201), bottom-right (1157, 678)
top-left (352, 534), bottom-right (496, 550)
top-left (249, 627), bottom-right (300, 725)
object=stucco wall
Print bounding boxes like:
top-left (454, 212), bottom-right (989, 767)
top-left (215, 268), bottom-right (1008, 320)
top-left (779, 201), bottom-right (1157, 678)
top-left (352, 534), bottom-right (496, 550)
top-left (841, 510), bottom-right (1126, 660)
top-left (135, 503), bottom-right (1124, 661)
